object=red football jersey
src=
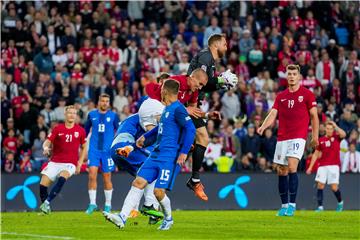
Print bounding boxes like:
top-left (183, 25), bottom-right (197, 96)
top-left (273, 86), bottom-right (317, 141)
top-left (316, 133), bottom-right (341, 167)
top-left (146, 75), bottom-right (199, 105)
top-left (47, 124), bottom-right (86, 166)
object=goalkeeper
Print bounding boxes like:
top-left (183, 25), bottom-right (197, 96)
top-left (186, 33), bottom-right (238, 201)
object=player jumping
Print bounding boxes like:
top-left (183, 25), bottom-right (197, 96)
top-left (85, 93), bottom-right (120, 214)
top-left (186, 33), bottom-right (238, 200)
top-left (103, 79), bottom-right (196, 230)
top-left (39, 105), bottom-right (87, 214)
top-left (306, 121), bottom-right (346, 212)
top-left (258, 64), bottom-right (319, 216)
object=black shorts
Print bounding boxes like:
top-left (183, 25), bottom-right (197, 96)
top-left (191, 116), bottom-right (206, 129)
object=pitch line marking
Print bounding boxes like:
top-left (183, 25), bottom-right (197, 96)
top-left (1, 232), bottom-right (74, 239)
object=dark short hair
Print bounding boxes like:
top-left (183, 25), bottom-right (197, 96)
top-left (208, 33), bottom-right (226, 47)
top-left (286, 64), bottom-right (300, 72)
top-left (163, 79), bottom-right (180, 95)
top-left (156, 72), bottom-right (170, 83)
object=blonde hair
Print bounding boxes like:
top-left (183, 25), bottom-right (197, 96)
top-left (65, 105), bottom-right (77, 112)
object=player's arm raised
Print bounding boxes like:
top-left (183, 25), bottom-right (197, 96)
top-left (306, 149), bottom-right (321, 175)
top-left (329, 121), bottom-right (346, 139)
top-left (309, 107), bottom-right (319, 147)
top-left (257, 109), bottom-right (278, 136)
top-left (175, 106), bottom-right (196, 166)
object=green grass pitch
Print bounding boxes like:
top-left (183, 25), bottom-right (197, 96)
top-left (1, 210), bottom-right (359, 239)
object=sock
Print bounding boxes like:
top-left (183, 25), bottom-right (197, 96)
top-left (159, 195), bottom-right (172, 221)
top-left (289, 172), bottom-right (298, 205)
top-left (317, 189), bottom-right (324, 207)
top-left (333, 189), bottom-right (342, 203)
top-left (88, 189), bottom-right (96, 205)
top-left (278, 175), bottom-right (288, 205)
top-left (104, 189), bottom-right (113, 206)
top-left (120, 186), bottom-right (144, 221)
top-left (40, 185), bottom-right (48, 203)
top-left (191, 144), bottom-right (206, 180)
top-left (47, 177), bottom-right (66, 203)
top-left (144, 181), bottom-right (159, 209)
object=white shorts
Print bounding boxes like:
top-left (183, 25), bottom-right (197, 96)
top-left (41, 162), bottom-right (76, 182)
top-left (315, 165), bottom-right (340, 185)
top-left (273, 138), bottom-right (306, 166)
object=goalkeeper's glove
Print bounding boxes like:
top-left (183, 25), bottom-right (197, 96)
top-left (218, 70), bottom-right (238, 90)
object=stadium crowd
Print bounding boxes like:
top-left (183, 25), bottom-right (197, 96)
top-left (1, 1), bottom-right (359, 174)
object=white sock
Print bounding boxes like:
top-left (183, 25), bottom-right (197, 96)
top-left (120, 186), bottom-right (144, 221)
top-left (104, 189), bottom-right (113, 206)
top-left (144, 181), bottom-right (159, 209)
top-left (282, 203), bottom-right (288, 208)
top-left (289, 203), bottom-right (296, 208)
top-left (159, 195), bottom-right (172, 221)
top-left (89, 190), bottom-right (96, 205)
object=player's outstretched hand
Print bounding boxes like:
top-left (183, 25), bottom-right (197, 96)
top-left (116, 146), bottom-right (134, 157)
top-left (219, 70), bottom-right (238, 90)
top-left (136, 136), bottom-right (145, 148)
top-left (208, 111), bottom-right (222, 120)
top-left (306, 168), bottom-right (312, 175)
top-left (257, 126), bottom-right (265, 136)
top-left (177, 153), bottom-right (187, 166)
top-left (187, 106), bottom-right (202, 119)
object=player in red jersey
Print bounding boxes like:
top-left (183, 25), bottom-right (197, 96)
top-left (146, 68), bottom-right (221, 123)
top-left (258, 64), bottom-right (319, 216)
top-left (39, 105), bottom-right (87, 214)
top-left (306, 121), bottom-right (346, 212)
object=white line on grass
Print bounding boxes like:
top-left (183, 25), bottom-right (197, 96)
top-left (1, 232), bottom-right (74, 239)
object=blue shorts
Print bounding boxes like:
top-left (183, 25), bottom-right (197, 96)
top-left (110, 141), bottom-right (150, 176)
top-left (88, 150), bottom-right (115, 173)
top-left (137, 158), bottom-right (181, 191)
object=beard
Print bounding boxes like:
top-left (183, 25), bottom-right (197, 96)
top-left (217, 49), bottom-right (225, 58)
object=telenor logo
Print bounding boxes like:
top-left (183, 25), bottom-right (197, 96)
top-left (218, 176), bottom-right (250, 208)
top-left (6, 176), bottom-right (40, 209)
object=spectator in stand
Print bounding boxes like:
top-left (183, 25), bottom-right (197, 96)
top-left (339, 110), bottom-right (357, 136)
top-left (316, 52), bottom-right (335, 88)
top-left (31, 130), bottom-right (48, 171)
top-left (341, 143), bottom-right (360, 173)
top-left (239, 29), bottom-right (255, 57)
top-left (240, 124), bottom-right (261, 170)
top-left (4, 151), bottom-right (16, 173)
top-left (3, 129), bottom-right (17, 153)
top-left (221, 90), bottom-right (240, 120)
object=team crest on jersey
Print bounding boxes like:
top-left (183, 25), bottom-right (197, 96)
top-left (201, 65), bottom-right (207, 72)
top-left (74, 132), bottom-right (79, 138)
top-left (298, 96), bottom-right (304, 102)
top-left (165, 112), bottom-right (169, 118)
top-left (106, 117), bottom-right (111, 122)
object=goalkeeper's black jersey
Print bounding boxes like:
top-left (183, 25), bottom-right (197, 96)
top-left (187, 48), bottom-right (218, 93)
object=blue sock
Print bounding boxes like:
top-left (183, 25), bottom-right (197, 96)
top-left (40, 185), bottom-right (48, 203)
top-left (47, 177), bottom-right (66, 202)
top-left (333, 189), bottom-right (342, 203)
top-left (289, 173), bottom-right (298, 204)
top-left (317, 189), bottom-right (323, 206)
top-left (278, 175), bottom-right (288, 205)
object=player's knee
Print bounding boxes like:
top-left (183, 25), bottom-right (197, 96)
top-left (317, 183), bottom-right (325, 189)
top-left (330, 184), bottom-right (338, 192)
top-left (153, 188), bottom-right (165, 201)
top-left (277, 165), bottom-right (288, 176)
top-left (132, 177), bottom-right (147, 189)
